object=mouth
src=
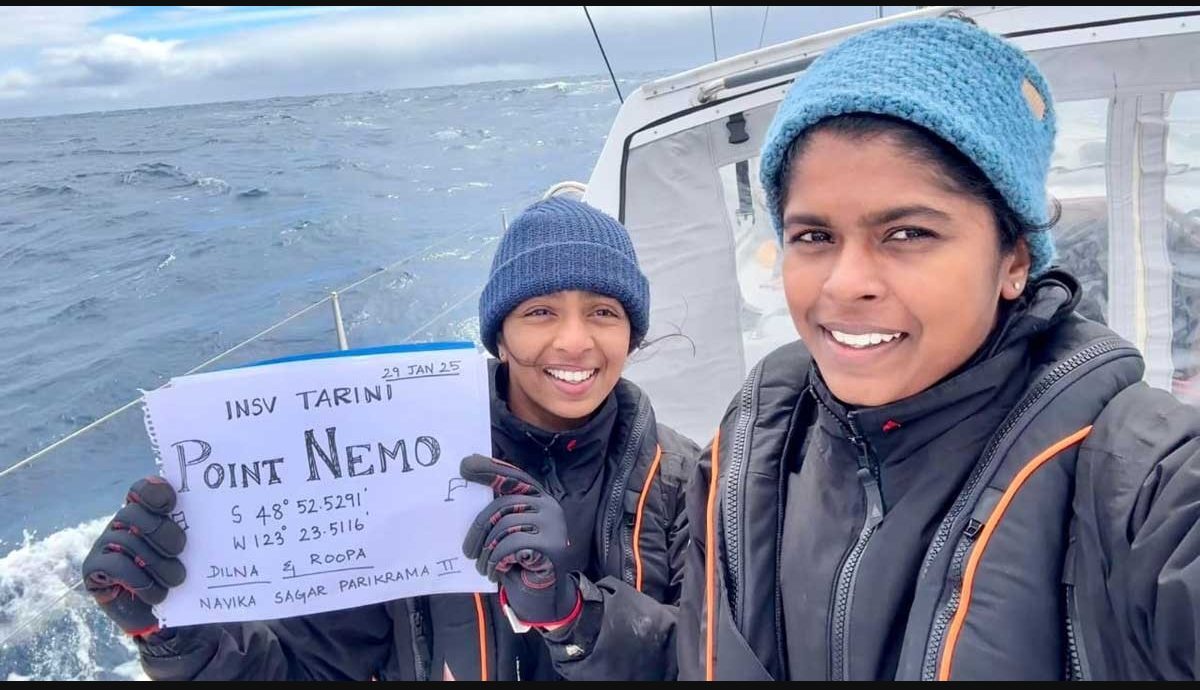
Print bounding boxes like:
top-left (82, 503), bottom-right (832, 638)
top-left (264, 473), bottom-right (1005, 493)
top-left (824, 327), bottom-right (907, 350)
top-left (819, 324), bottom-right (910, 362)
top-left (544, 367), bottom-right (599, 384)
top-left (542, 366), bottom-right (601, 396)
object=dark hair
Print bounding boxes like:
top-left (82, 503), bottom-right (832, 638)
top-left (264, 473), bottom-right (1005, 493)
top-left (778, 113), bottom-right (1059, 254)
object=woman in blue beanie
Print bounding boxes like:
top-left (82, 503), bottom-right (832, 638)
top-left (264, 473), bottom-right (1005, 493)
top-left (437, 196), bottom-right (698, 680)
top-left (82, 197), bottom-right (697, 681)
top-left (679, 17), bottom-right (1200, 680)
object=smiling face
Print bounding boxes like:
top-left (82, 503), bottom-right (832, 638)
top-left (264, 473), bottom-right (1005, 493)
top-left (497, 289), bottom-right (631, 431)
top-left (780, 128), bottom-right (1030, 407)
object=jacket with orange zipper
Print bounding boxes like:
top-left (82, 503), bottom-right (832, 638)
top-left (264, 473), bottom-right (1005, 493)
top-left (680, 271), bottom-right (1200, 680)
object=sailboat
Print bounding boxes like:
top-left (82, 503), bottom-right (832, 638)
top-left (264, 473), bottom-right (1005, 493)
top-left (579, 5), bottom-right (1200, 441)
top-left (3, 4), bottom-right (1198, 679)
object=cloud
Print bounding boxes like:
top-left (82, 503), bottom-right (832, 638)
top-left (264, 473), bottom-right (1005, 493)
top-left (0, 6), bottom-right (907, 118)
top-left (43, 35), bottom-right (188, 87)
top-left (113, 6), bottom-right (367, 36)
top-left (0, 6), bottom-right (123, 50)
top-left (0, 69), bottom-right (34, 99)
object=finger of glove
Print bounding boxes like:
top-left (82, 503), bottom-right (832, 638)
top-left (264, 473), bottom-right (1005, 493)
top-left (459, 454), bottom-right (546, 496)
top-left (462, 493), bottom-right (538, 560)
top-left (90, 529), bottom-right (184, 591)
top-left (113, 502), bottom-right (186, 558)
top-left (94, 587), bottom-right (159, 634)
top-left (126, 476), bottom-right (177, 515)
top-left (82, 548), bottom-right (169, 605)
top-left (484, 531), bottom-right (553, 582)
top-left (475, 511), bottom-right (545, 575)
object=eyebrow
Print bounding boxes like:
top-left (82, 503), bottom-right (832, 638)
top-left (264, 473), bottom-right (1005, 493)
top-left (587, 295), bottom-right (625, 309)
top-left (861, 205), bottom-right (952, 226)
top-left (782, 211), bottom-right (832, 227)
top-left (783, 204), bottom-right (952, 228)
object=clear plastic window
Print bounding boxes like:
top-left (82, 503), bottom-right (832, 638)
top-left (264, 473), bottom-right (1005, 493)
top-left (1166, 91), bottom-right (1200, 402)
top-left (717, 157), bottom-right (795, 367)
top-left (1049, 99), bottom-right (1110, 324)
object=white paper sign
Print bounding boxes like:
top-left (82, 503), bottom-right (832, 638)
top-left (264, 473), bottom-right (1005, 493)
top-left (141, 342), bottom-right (494, 627)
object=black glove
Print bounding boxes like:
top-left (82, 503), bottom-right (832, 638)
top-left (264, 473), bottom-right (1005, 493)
top-left (81, 476), bottom-right (187, 637)
top-left (460, 454), bottom-right (581, 628)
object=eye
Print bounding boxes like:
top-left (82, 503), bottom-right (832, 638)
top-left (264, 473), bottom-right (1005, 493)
top-left (593, 306), bottom-right (624, 319)
top-left (787, 229), bottom-right (834, 245)
top-left (886, 226), bottom-right (937, 242)
top-left (523, 307), bottom-right (552, 318)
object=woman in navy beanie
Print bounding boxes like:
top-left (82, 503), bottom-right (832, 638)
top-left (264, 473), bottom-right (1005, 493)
top-left (680, 16), bottom-right (1200, 681)
top-left (444, 196), bottom-right (696, 681)
top-left (81, 197), bottom-right (698, 681)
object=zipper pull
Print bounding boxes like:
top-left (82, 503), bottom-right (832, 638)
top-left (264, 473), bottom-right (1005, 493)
top-left (847, 412), bottom-right (885, 525)
top-left (856, 466), bottom-right (884, 529)
top-left (963, 487), bottom-right (1003, 542)
top-left (962, 518), bottom-right (983, 540)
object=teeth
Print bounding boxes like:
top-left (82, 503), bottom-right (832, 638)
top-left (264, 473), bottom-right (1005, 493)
top-left (830, 330), bottom-right (903, 349)
top-left (547, 368), bottom-right (597, 384)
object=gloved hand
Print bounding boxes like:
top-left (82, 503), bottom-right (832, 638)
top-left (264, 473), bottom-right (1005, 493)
top-left (460, 454), bottom-right (581, 629)
top-left (81, 476), bottom-right (187, 637)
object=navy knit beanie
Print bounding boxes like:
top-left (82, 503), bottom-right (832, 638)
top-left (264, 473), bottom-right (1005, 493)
top-left (478, 197), bottom-right (650, 355)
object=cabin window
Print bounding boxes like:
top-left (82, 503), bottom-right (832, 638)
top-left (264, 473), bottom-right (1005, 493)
top-left (1049, 98), bottom-right (1110, 325)
top-left (716, 156), bottom-right (794, 367)
top-left (1167, 90), bottom-right (1200, 403)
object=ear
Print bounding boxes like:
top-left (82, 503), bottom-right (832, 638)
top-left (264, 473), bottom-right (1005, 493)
top-left (1000, 237), bottom-right (1032, 301)
top-left (496, 334), bottom-right (508, 362)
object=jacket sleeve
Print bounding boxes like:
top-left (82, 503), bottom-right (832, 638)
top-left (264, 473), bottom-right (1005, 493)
top-left (541, 429), bottom-right (703, 680)
top-left (1077, 382), bottom-right (1200, 680)
top-left (136, 602), bottom-right (398, 680)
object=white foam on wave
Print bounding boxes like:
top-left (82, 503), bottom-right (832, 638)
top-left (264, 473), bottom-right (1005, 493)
top-left (0, 516), bottom-right (146, 680)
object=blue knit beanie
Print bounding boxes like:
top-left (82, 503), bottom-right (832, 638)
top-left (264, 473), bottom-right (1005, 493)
top-left (760, 17), bottom-right (1059, 277)
top-left (478, 197), bottom-right (650, 355)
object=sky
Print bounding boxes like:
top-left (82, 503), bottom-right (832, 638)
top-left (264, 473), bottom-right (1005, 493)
top-left (0, 6), bottom-right (915, 119)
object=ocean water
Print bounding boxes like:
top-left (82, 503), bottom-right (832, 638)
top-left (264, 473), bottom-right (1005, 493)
top-left (0, 75), bottom-right (630, 680)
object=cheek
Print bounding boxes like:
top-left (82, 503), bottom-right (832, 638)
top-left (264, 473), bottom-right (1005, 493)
top-left (782, 259), bottom-right (819, 327)
top-left (603, 337), bottom-right (630, 373)
top-left (513, 365), bottom-right (543, 392)
top-left (602, 323), bottom-right (632, 364)
top-left (502, 327), bottom-right (547, 362)
top-left (898, 267), bottom-right (996, 356)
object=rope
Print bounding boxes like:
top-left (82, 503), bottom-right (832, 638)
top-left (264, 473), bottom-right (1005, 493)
top-left (583, 7), bottom-right (623, 103)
